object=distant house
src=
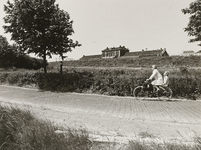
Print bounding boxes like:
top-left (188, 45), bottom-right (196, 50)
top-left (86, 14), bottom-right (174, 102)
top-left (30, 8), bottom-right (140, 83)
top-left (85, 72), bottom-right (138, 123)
top-left (102, 46), bottom-right (129, 58)
top-left (182, 51), bottom-right (195, 56)
top-left (79, 46), bottom-right (169, 61)
top-left (195, 50), bottom-right (201, 56)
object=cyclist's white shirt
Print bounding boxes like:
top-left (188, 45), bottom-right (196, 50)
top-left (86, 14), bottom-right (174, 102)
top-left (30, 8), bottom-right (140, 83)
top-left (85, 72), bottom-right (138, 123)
top-left (149, 69), bottom-right (163, 85)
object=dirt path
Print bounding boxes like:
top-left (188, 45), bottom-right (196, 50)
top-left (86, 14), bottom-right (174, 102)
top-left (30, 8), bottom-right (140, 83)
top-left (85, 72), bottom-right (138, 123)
top-left (0, 85), bottom-right (201, 143)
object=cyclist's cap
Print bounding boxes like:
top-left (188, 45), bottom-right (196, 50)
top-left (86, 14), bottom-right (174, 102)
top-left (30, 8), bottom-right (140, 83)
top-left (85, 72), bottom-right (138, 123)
top-left (164, 71), bottom-right (169, 75)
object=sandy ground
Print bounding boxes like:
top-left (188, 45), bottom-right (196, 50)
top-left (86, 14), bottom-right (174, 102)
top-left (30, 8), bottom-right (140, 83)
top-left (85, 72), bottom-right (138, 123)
top-left (0, 85), bottom-right (201, 144)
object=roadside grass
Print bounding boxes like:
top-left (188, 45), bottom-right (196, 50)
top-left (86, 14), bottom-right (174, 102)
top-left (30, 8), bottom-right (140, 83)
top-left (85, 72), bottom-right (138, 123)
top-left (0, 104), bottom-right (90, 150)
top-left (127, 139), bottom-right (201, 150)
top-left (0, 104), bottom-right (201, 150)
top-left (138, 131), bottom-right (157, 139)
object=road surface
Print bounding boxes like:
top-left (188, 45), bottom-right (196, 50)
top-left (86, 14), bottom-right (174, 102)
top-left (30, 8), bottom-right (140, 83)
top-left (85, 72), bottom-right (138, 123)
top-left (0, 85), bottom-right (201, 143)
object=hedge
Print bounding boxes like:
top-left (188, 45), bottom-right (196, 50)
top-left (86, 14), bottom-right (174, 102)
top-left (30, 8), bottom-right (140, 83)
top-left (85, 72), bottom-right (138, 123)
top-left (0, 68), bottom-right (201, 100)
top-left (0, 72), bottom-right (37, 87)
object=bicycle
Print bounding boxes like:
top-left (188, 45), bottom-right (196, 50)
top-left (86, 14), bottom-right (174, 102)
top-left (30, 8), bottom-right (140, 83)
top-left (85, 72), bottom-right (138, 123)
top-left (133, 79), bottom-right (172, 100)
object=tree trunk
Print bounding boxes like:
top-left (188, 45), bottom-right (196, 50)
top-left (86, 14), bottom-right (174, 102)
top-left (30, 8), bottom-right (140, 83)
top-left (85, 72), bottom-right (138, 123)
top-left (60, 61), bottom-right (63, 74)
top-left (43, 51), bottom-right (47, 73)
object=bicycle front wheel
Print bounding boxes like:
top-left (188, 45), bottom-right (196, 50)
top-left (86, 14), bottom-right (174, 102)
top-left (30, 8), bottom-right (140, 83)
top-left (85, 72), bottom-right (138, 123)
top-left (133, 86), bottom-right (149, 100)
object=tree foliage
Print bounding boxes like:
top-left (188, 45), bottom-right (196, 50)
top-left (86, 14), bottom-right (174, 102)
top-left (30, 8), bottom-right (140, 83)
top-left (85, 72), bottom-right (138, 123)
top-left (3, 0), bottom-right (81, 73)
top-left (182, 0), bottom-right (201, 45)
top-left (0, 35), bottom-right (17, 67)
top-left (0, 35), bottom-right (44, 69)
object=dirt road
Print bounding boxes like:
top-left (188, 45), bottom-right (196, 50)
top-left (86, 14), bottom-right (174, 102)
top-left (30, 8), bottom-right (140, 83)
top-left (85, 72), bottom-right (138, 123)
top-left (0, 85), bottom-right (201, 143)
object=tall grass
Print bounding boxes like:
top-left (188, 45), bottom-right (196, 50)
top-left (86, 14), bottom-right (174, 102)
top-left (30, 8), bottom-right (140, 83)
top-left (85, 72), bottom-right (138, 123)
top-left (127, 140), bottom-right (201, 150)
top-left (0, 104), bottom-right (90, 150)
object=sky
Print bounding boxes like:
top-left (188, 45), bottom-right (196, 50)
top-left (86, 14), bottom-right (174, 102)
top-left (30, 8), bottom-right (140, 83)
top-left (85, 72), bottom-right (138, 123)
top-left (0, 0), bottom-right (200, 61)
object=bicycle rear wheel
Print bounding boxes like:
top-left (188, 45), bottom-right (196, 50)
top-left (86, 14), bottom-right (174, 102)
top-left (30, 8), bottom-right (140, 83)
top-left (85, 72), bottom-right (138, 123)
top-left (158, 87), bottom-right (172, 101)
top-left (133, 86), bottom-right (149, 100)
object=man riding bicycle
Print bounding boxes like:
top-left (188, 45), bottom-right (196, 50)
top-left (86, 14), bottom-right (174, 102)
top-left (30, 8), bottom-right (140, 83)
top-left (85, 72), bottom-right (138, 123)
top-left (134, 66), bottom-right (172, 100)
top-left (147, 65), bottom-right (163, 92)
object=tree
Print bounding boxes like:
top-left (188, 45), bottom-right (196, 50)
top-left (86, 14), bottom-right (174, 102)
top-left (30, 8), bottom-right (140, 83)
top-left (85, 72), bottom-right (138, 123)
top-left (182, 0), bottom-right (201, 45)
top-left (3, 0), bottom-right (81, 73)
top-left (0, 35), bottom-right (9, 51)
top-left (0, 35), bottom-right (44, 69)
top-left (0, 35), bottom-right (17, 67)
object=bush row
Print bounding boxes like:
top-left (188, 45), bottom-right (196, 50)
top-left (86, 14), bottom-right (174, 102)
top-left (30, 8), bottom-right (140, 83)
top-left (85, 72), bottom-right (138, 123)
top-left (36, 72), bottom-right (94, 92)
top-left (0, 68), bottom-right (201, 100)
top-left (0, 72), bottom-right (37, 87)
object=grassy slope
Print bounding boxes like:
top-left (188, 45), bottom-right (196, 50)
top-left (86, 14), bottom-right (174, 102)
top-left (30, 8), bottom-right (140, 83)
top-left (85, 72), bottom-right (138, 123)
top-left (49, 55), bottom-right (201, 68)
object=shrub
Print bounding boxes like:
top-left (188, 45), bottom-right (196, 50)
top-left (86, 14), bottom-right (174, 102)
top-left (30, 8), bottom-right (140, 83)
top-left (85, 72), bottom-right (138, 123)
top-left (179, 66), bottom-right (189, 74)
top-left (0, 72), bottom-right (37, 87)
top-left (14, 55), bottom-right (44, 70)
top-left (35, 72), bottom-right (94, 92)
top-left (169, 77), bottom-right (201, 100)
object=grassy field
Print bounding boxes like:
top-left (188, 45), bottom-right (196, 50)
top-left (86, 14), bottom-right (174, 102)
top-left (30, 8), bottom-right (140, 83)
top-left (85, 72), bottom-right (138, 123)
top-left (49, 55), bottom-right (201, 68)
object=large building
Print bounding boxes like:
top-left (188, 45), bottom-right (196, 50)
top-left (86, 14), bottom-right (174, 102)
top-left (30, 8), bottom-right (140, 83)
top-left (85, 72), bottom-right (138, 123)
top-left (102, 46), bottom-right (129, 58)
top-left (80, 46), bottom-right (169, 61)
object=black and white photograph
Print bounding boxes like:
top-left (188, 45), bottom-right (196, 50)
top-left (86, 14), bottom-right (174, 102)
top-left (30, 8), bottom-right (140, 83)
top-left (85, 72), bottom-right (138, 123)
top-left (0, 0), bottom-right (201, 149)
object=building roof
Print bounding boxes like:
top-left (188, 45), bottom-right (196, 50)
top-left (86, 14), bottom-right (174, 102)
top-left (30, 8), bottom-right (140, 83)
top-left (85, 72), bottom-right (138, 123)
top-left (196, 50), bottom-right (201, 53)
top-left (183, 51), bottom-right (194, 53)
top-left (122, 49), bottom-right (165, 57)
top-left (80, 54), bottom-right (102, 61)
